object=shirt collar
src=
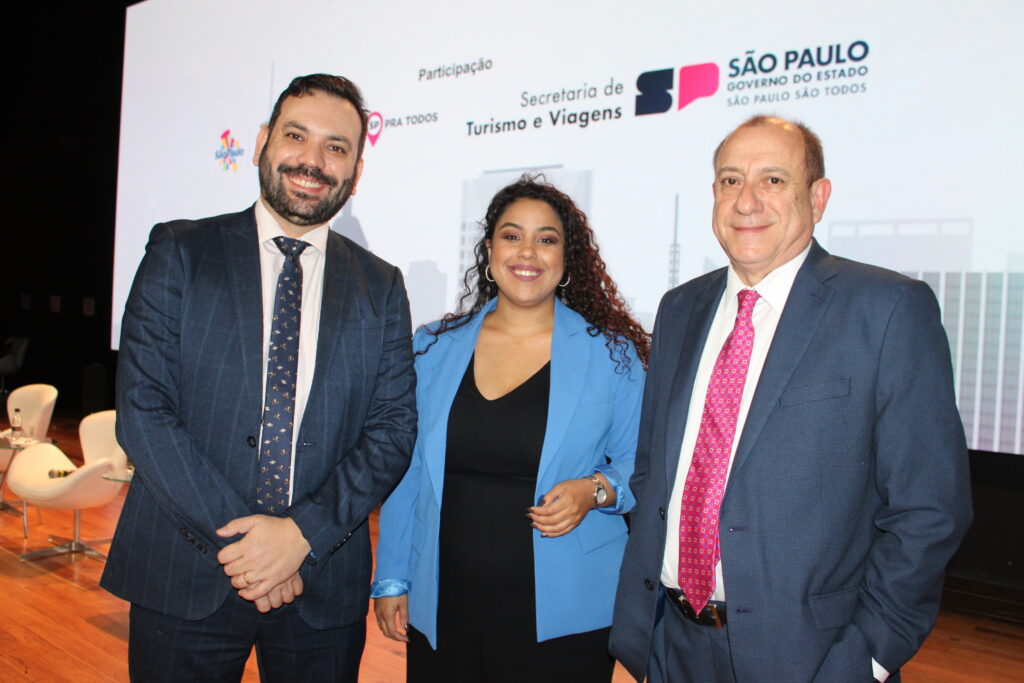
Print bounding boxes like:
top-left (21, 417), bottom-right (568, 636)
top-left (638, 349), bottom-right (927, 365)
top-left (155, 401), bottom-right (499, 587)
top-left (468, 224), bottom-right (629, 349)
top-left (254, 197), bottom-right (329, 255)
top-left (725, 241), bottom-right (812, 314)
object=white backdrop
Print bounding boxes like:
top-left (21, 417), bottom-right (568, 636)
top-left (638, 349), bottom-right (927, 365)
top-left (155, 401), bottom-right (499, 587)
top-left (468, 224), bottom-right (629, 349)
top-left (114, 0), bottom-right (1024, 454)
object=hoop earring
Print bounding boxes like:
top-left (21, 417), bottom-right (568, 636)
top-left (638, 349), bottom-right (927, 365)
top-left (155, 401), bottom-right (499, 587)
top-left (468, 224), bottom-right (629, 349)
top-left (558, 273), bottom-right (571, 288)
top-left (485, 265), bottom-right (495, 282)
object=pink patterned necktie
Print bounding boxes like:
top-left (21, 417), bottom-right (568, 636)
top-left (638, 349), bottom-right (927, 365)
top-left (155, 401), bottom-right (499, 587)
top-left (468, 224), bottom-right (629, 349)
top-left (677, 288), bottom-right (760, 612)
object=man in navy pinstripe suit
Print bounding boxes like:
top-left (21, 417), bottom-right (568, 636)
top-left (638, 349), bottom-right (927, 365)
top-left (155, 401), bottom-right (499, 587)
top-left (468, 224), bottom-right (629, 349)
top-left (102, 74), bottom-right (417, 682)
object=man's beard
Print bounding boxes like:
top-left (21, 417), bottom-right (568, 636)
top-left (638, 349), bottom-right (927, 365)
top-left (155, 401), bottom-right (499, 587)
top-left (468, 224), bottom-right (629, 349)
top-left (259, 155), bottom-right (355, 227)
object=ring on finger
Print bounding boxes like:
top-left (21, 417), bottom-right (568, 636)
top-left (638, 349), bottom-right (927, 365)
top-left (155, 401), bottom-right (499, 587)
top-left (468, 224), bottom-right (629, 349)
top-left (243, 571), bottom-right (253, 586)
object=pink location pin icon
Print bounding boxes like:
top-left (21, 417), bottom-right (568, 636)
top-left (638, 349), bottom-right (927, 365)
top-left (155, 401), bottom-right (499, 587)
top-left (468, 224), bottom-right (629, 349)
top-left (677, 63), bottom-right (719, 110)
top-left (366, 112), bottom-right (383, 147)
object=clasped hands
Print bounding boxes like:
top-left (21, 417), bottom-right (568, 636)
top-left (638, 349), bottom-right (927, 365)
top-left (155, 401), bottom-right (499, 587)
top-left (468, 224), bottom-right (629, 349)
top-left (216, 514), bottom-right (312, 613)
top-left (527, 475), bottom-right (608, 538)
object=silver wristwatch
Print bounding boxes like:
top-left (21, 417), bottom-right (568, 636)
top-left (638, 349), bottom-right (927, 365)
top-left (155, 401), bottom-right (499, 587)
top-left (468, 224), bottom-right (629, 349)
top-left (590, 474), bottom-right (608, 507)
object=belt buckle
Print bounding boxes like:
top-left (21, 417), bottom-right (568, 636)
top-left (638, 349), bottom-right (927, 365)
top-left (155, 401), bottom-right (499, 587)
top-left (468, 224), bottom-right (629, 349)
top-left (670, 589), bottom-right (725, 629)
top-left (705, 602), bottom-right (724, 629)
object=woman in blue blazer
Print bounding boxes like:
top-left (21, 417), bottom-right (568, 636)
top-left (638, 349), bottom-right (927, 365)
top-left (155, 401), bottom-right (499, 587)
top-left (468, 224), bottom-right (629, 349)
top-left (372, 177), bottom-right (648, 682)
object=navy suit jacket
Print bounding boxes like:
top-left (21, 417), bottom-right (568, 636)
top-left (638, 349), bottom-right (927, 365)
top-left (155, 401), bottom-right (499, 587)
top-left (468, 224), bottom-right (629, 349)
top-left (610, 241), bottom-right (972, 682)
top-left (101, 207), bottom-right (417, 629)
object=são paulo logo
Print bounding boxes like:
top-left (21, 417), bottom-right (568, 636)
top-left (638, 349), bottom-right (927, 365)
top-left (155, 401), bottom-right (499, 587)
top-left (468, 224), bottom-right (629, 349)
top-left (366, 112), bottom-right (383, 147)
top-left (634, 62), bottom-right (720, 115)
top-left (215, 130), bottom-right (245, 171)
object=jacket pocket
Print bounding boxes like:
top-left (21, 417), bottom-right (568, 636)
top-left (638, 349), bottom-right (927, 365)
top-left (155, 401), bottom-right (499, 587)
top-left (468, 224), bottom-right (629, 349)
top-left (779, 378), bottom-right (850, 407)
top-left (575, 515), bottom-right (627, 554)
top-left (808, 584), bottom-right (859, 630)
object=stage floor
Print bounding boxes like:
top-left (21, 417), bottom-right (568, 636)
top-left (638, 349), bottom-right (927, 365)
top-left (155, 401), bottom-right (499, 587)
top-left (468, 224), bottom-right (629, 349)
top-left (1, 416), bottom-right (1020, 682)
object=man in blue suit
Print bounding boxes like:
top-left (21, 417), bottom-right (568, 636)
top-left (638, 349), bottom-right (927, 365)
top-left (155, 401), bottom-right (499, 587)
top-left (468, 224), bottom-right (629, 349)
top-left (102, 74), bottom-right (417, 681)
top-left (610, 116), bottom-right (972, 682)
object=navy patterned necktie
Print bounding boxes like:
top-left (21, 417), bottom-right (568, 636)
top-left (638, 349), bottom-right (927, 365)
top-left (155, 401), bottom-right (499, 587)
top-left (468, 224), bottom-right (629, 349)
top-left (257, 236), bottom-right (309, 513)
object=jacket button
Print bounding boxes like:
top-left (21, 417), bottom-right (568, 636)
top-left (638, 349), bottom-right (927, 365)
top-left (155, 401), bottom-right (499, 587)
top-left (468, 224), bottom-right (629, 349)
top-left (247, 436), bottom-right (257, 448)
top-left (659, 507), bottom-right (665, 519)
top-left (644, 579), bottom-right (655, 591)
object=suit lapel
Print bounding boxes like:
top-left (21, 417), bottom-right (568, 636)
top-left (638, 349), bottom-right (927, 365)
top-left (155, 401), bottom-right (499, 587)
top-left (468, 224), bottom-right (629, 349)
top-left (729, 242), bottom-right (837, 478)
top-left (535, 300), bottom-right (589, 489)
top-left (221, 208), bottom-right (263, 423)
top-left (306, 232), bottom-right (355, 412)
top-left (422, 301), bottom-right (494, 502)
top-left (663, 272), bottom-right (726, 484)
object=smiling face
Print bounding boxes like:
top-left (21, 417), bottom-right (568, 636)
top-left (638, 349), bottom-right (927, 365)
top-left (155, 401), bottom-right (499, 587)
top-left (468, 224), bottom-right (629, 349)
top-left (486, 198), bottom-right (566, 312)
top-left (253, 90), bottom-right (364, 236)
top-left (712, 121), bottom-right (831, 285)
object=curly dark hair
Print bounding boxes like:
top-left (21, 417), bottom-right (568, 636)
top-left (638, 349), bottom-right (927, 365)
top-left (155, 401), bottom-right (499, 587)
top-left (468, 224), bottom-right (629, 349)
top-left (422, 175), bottom-right (650, 370)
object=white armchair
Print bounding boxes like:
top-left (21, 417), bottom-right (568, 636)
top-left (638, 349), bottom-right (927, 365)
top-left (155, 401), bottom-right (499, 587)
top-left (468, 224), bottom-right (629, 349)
top-left (2, 383), bottom-right (59, 524)
top-left (7, 410), bottom-right (126, 561)
top-left (6, 383), bottom-right (58, 441)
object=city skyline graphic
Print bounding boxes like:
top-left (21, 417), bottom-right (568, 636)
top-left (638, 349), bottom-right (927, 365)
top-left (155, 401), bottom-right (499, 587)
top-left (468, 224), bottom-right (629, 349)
top-left (828, 218), bottom-right (1023, 455)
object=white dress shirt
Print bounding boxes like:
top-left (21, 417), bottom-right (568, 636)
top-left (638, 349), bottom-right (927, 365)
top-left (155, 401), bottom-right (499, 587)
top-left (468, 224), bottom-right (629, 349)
top-left (255, 198), bottom-right (329, 505)
top-left (660, 243), bottom-right (809, 598)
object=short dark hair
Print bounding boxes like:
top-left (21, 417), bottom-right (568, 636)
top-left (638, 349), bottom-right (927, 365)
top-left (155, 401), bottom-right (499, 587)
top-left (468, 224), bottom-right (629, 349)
top-left (713, 115), bottom-right (825, 185)
top-left (267, 74), bottom-right (369, 159)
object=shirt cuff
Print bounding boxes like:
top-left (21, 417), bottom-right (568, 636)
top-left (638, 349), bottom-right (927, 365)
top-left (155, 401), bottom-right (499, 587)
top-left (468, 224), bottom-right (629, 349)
top-left (872, 658), bottom-right (890, 682)
top-left (593, 463), bottom-right (626, 515)
top-left (370, 579), bottom-right (410, 598)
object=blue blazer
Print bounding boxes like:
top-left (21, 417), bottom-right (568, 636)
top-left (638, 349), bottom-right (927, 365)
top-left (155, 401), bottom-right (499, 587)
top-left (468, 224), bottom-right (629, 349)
top-left (102, 207), bottom-right (417, 630)
top-left (611, 241), bottom-right (972, 682)
top-left (374, 297), bottom-right (644, 646)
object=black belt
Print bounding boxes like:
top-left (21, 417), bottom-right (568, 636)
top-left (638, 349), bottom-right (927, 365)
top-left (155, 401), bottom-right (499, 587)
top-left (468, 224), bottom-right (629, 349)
top-left (665, 588), bottom-right (727, 628)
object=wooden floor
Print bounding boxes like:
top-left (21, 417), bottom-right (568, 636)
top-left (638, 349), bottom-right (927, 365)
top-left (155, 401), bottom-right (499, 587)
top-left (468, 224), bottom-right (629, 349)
top-left (0, 417), bottom-right (1021, 682)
